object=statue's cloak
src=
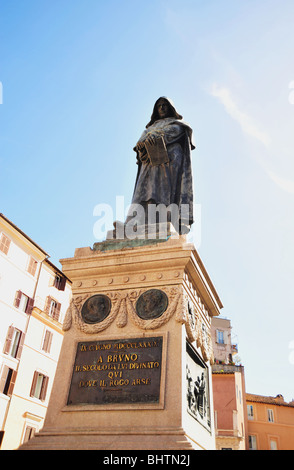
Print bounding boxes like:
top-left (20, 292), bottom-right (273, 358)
top-left (131, 98), bottom-right (195, 225)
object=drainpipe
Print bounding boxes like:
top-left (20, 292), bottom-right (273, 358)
top-left (24, 256), bottom-right (47, 335)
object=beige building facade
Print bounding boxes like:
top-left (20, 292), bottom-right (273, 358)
top-left (211, 317), bottom-right (238, 365)
top-left (0, 214), bottom-right (71, 450)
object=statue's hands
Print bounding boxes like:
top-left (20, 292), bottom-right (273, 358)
top-left (135, 136), bottom-right (156, 163)
top-left (136, 141), bottom-right (145, 150)
top-left (140, 153), bottom-right (150, 163)
top-left (135, 143), bottom-right (149, 163)
top-left (136, 135), bottom-right (156, 150)
top-left (146, 135), bottom-right (156, 146)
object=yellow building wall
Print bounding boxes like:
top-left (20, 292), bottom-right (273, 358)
top-left (247, 400), bottom-right (294, 450)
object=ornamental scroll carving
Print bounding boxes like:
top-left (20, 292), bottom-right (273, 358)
top-left (62, 286), bottom-right (183, 334)
top-left (183, 294), bottom-right (214, 365)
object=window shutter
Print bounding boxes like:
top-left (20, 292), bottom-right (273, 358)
top-left (27, 257), bottom-right (38, 276)
top-left (44, 296), bottom-right (51, 314)
top-left (14, 290), bottom-right (22, 308)
top-left (15, 332), bottom-right (25, 360)
top-left (42, 330), bottom-right (53, 353)
top-left (0, 365), bottom-right (9, 394)
top-left (53, 302), bottom-right (61, 322)
top-left (3, 326), bottom-right (14, 354)
top-left (30, 371), bottom-right (38, 397)
top-left (23, 426), bottom-right (36, 443)
top-left (40, 376), bottom-right (49, 401)
top-left (7, 369), bottom-right (17, 397)
top-left (25, 297), bottom-right (34, 315)
top-left (47, 331), bottom-right (53, 352)
top-left (0, 233), bottom-right (11, 255)
top-left (59, 276), bottom-right (66, 291)
top-left (224, 331), bottom-right (229, 345)
top-left (43, 331), bottom-right (53, 353)
top-left (42, 331), bottom-right (48, 352)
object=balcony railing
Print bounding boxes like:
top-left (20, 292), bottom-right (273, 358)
top-left (212, 364), bottom-right (244, 373)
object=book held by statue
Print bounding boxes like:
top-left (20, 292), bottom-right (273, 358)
top-left (145, 136), bottom-right (169, 166)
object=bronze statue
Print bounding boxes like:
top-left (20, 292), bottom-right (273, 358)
top-left (128, 97), bottom-right (195, 233)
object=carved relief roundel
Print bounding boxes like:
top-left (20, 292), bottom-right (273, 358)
top-left (136, 289), bottom-right (168, 320)
top-left (81, 294), bottom-right (111, 324)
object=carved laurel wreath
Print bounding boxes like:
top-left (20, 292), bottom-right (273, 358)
top-left (63, 287), bottom-right (183, 334)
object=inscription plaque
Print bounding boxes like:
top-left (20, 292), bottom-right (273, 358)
top-left (67, 336), bottom-right (163, 406)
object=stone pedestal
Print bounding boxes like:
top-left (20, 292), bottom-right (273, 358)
top-left (19, 230), bottom-right (222, 450)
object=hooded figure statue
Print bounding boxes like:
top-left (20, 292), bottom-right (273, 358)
top-left (128, 97), bottom-right (195, 233)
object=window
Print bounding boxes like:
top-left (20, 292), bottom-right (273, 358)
top-left (23, 426), bottom-right (36, 443)
top-left (53, 275), bottom-right (66, 291)
top-left (54, 275), bottom-right (61, 289)
top-left (3, 326), bottom-right (25, 359)
top-left (14, 290), bottom-right (34, 314)
top-left (0, 431), bottom-right (4, 448)
top-left (44, 296), bottom-right (61, 321)
top-left (42, 330), bottom-right (53, 354)
top-left (270, 439), bottom-right (278, 450)
top-left (249, 435), bottom-right (257, 450)
top-left (19, 294), bottom-right (29, 312)
top-left (268, 409), bottom-right (274, 422)
top-left (49, 299), bottom-right (57, 317)
top-left (0, 233), bottom-right (11, 255)
top-left (0, 366), bottom-right (17, 396)
top-left (10, 329), bottom-right (21, 358)
top-left (30, 371), bottom-right (49, 401)
top-left (216, 330), bottom-right (224, 344)
top-left (247, 404), bottom-right (254, 420)
top-left (27, 256), bottom-right (38, 277)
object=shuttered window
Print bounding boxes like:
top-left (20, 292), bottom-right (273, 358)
top-left (53, 275), bottom-right (66, 291)
top-left (44, 296), bottom-right (61, 321)
top-left (30, 371), bottom-right (49, 401)
top-left (0, 233), bottom-right (11, 255)
top-left (0, 366), bottom-right (17, 396)
top-left (14, 291), bottom-right (34, 314)
top-left (42, 330), bottom-right (53, 354)
top-left (27, 256), bottom-right (38, 277)
top-left (23, 426), bottom-right (36, 443)
top-left (249, 435), bottom-right (257, 450)
top-left (247, 404), bottom-right (254, 420)
top-left (3, 326), bottom-right (25, 359)
top-left (268, 409), bottom-right (274, 422)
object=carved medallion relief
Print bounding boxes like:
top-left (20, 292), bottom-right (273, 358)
top-left (81, 294), bottom-right (112, 324)
top-left (136, 289), bottom-right (168, 320)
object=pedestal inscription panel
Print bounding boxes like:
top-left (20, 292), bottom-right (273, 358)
top-left (67, 336), bottom-right (163, 406)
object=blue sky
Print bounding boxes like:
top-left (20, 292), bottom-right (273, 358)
top-left (1, 0), bottom-right (294, 401)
